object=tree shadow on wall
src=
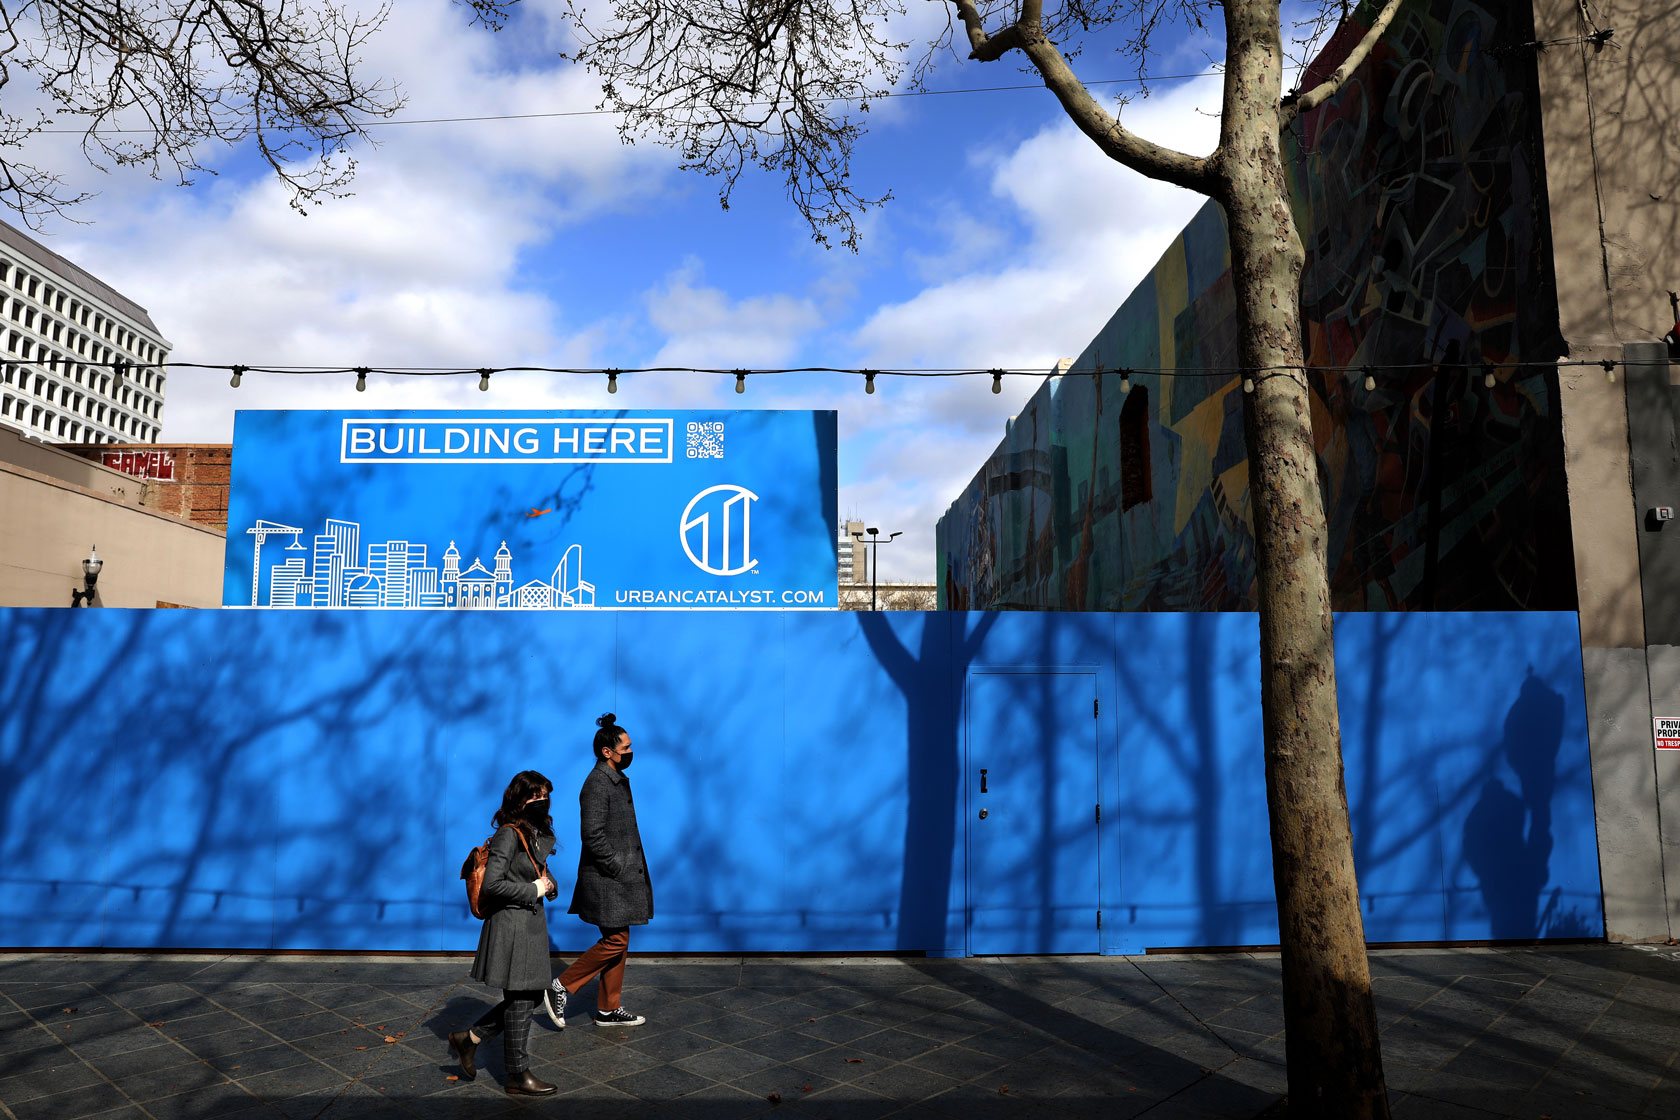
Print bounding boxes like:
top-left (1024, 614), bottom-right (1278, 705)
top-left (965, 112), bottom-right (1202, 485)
top-left (856, 611), bottom-right (996, 951)
top-left (1460, 669), bottom-right (1594, 938)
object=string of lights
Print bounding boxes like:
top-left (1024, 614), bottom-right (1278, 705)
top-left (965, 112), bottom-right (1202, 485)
top-left (4, 356), bottom-right (1652, 394)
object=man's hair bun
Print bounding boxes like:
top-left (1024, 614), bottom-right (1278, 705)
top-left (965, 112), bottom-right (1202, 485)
top-left (596, 712), bottom-right (618, 730)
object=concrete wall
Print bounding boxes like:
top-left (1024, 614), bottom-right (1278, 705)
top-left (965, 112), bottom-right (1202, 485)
top-left (1536, 0), bottom-right (1680, 940)
top-left (55, 443), bottom-right (233, 530)
top-left (0, 428), bottom-right (225, 608)
top-left (0, 608), bottom-right (1599, 954)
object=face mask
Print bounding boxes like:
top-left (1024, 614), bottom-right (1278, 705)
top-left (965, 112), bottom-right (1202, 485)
top-left (615, 752), bottom-right (634, 771)
top-left (527, 797), bottom-right (550, 813)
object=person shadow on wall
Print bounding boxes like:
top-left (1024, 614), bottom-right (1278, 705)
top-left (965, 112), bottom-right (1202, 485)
top-left (1461, 669), bottom-right (1592, 938)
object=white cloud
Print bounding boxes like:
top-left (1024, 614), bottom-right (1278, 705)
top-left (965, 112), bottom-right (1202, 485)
top-left (854, 72), bottom-right (1221, 372)
top-left (646, 262), bottom-right (821, 369)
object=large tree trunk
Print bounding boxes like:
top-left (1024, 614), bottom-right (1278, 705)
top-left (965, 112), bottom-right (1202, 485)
top-left (1219, 4), bottom-right (1389, 1118)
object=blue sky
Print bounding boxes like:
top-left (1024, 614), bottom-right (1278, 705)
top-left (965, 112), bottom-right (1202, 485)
top-left (14, 0), bottom-right (1273, 580)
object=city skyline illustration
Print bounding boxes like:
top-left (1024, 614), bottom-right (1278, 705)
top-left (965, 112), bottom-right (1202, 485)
top-left (241, 516), bottom-right (595, 610)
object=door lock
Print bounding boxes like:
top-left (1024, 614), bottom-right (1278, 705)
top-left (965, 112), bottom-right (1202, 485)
top-left (978, 808), bottom-right (988, 819)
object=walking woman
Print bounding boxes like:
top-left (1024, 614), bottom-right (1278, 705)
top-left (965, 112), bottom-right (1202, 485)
top-left (449, 770), bottom-right (560, 1096)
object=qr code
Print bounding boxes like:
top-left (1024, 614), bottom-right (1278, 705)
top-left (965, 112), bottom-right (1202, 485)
top-left (687, 421), bottom-right (724, 459)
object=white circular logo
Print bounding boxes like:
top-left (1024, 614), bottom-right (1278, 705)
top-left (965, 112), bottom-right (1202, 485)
top-left (680, 484), bottom-right (759, 575)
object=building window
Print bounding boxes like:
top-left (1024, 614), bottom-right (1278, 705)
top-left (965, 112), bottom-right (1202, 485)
top-left (1119, 386), bottom-right (1153, 512)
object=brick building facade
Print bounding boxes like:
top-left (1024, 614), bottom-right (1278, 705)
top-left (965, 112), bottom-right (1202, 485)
top-left (55, 444), bottom-right (231, 530)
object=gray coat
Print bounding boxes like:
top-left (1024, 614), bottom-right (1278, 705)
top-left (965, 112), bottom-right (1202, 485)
top-left (471, 825), bottom-right (556, 992)
top-left (569, 761), bottom-right (654, 928)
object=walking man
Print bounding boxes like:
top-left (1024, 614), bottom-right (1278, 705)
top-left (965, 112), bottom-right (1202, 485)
top-left (545, 711), bottom-right (652, 1028)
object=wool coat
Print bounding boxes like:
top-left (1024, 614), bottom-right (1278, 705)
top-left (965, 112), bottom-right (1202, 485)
top-left (471, 824), bottom-right (557, 992)
top-left (569, 761), bottom-right (654, 927)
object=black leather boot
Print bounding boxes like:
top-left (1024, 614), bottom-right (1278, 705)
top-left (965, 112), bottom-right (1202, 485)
top-left (506, 1069), bottom-right (558, 1096)
top-left (447, 1030), bottom-right (478, 1081)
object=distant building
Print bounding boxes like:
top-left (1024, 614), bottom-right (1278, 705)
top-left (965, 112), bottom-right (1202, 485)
top-left (55, 444), bottom-right (232, 530)
top-left (0, 221), bottom-right (171, 444)
top-left (838, 519), bottom-right (865, 583)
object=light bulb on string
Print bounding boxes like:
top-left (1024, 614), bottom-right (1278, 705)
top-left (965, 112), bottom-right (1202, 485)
top-left (990, 370), bottom-right (1003, 395)
top-left (607, 370), bottom-right (619, 394)
top-left (229, 365), bottom-right (245, 389)
top-left (478, 369), bottom-right (491, 392)
top-left (1242, 375), bottom-right (1255, 394)
top-left (1363, 368), bottom-right (1376, 392)
top-left (1601, 359), bottom-right (1617, 384)
top-left (864, 371), bottom-right (876, 395)
top-left (734, 370), bottom-right (747, 394)
top-left (355, 368), bottom-right (368, 393)
top-left (1119, 370), bottom-right (1131, 393)
top-left (1483, 366), bottom-right (1496, 389)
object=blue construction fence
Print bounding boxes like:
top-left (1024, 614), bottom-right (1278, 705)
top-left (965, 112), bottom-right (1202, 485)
top-left (0, 608), bottom-right (1601, 954)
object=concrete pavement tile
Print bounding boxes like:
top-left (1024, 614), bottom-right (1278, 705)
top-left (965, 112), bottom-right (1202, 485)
top-left (549, 1037), bottom-right (664, 1082)
top-left (797, 1015), bottom-right (883, 1046)
top-left (607, 1060), bottom-right (716, 1101)
top-left (959, 1026), bottom-right (1052, 1061)
top-left (692, 1012), bottom-right (778, 1045)
top-left (780, 1084), bottom-right (900, 1120)
top-left (674, 1043), bottom-right (779, 1083)
top-left (0, 1057), bottom-right (105, 1105)
top-left (662, 1080), bottom-right (776, 1120)
top-left (1439, 1046), bottom-right (1549, 1090)
top-left (107, 1057), bottom-right (232, 1103)
top-left (846, 1028), bottom-right (941, 1062)
top-left (918, 1082), bottom-right (1036, 1119)
top-left (7, 1081), bottom-right (136, 1120)
top-left (746, 998), bottom-right (832, 1031)
top-left (86, 1039), bottom-right (196, 1080)
top-left (210, 1041), bottom-right (314, 1078)
top-left (637, 999), bottom-right (722, 1031)
top-left (904, 1042), bottom-right (1009, 1084)
top-left (1388, 1090), bottom-right (1504, 1119)
top-left (628, 1026), bottom-right (725, 1063)
top-left (739, 1027), bottom-right (836, 1067)
top-left (1413, 1068), bottom-right (1544, 1114)
top-left (727, 1062), bottom-right (840, 1099)
top-left (848, 1058), bottom-right (959, 1102)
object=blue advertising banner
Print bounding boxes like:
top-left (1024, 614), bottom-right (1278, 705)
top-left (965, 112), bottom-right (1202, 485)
top-left (223, 409), bottom-right (838, 610)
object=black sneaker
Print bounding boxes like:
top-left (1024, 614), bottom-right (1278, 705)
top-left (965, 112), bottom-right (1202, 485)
top-left (593, 1007), bottom-right (646, 1027)
top-left (543, 982), bottom-right (567, 1030)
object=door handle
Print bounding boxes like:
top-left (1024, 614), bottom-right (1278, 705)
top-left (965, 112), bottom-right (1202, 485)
top-left (980, 768), bottom-right (988, 793)
top-left (978, 808), bottom-right (988, 819)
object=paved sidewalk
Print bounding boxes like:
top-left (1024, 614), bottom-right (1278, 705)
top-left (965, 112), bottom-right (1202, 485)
top-left (1, 944), bottom-right (1677, 1119)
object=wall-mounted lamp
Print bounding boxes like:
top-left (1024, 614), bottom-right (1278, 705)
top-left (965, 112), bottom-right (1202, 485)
top-left (70, 545), bottom-right (103, 607)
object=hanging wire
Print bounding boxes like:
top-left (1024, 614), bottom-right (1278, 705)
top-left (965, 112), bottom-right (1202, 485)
top-left (0, 356), bottom-right (1650, 386)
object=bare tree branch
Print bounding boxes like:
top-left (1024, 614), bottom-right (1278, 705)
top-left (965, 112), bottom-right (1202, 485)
top-left (1281, 0), bottom-right (1404, 124)
top-left (0, 0), bottom-right (499, 225)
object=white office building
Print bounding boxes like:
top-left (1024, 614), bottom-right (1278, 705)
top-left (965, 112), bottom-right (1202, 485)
top-left (0, 221), bottom-right (171, 444)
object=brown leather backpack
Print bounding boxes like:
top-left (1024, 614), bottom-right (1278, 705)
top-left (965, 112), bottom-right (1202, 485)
top-left (461, 826), bottom-right (551, 919)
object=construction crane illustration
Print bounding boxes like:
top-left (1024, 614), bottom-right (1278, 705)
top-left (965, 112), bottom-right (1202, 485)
top-left (246, 520), bottom-right (303, 606)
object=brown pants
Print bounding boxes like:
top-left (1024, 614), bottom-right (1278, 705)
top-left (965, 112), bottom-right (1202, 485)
top-left (557, 926), bottom-right (630, 1011)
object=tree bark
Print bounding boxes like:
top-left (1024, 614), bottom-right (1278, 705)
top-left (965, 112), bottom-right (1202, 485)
top-left (1217, 3), bottom-right (1389, 1118)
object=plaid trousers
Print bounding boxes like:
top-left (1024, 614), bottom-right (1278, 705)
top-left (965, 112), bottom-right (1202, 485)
top-left (472, 990), bottom-right (542, 1073)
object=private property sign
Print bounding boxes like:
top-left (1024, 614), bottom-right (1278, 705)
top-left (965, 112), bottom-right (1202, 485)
top-left (1658, 717), bottom-right (1680, 751)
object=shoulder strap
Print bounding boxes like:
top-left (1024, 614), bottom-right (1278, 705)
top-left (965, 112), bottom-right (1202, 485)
top-left (510, 825), bottom-right (547, 879)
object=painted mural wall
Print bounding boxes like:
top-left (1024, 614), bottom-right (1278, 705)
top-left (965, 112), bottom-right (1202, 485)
top-left (937, 0), bottom-right (1576, 612)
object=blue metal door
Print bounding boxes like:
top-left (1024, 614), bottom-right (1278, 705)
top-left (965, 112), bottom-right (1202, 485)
top-left (966, 671), bottom-right (1100, 955)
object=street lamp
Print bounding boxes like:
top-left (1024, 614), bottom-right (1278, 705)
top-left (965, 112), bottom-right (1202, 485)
top-left (851, 527), bottom-right (902, 611)
top-left (70, 545), bottom-right (103, 607)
